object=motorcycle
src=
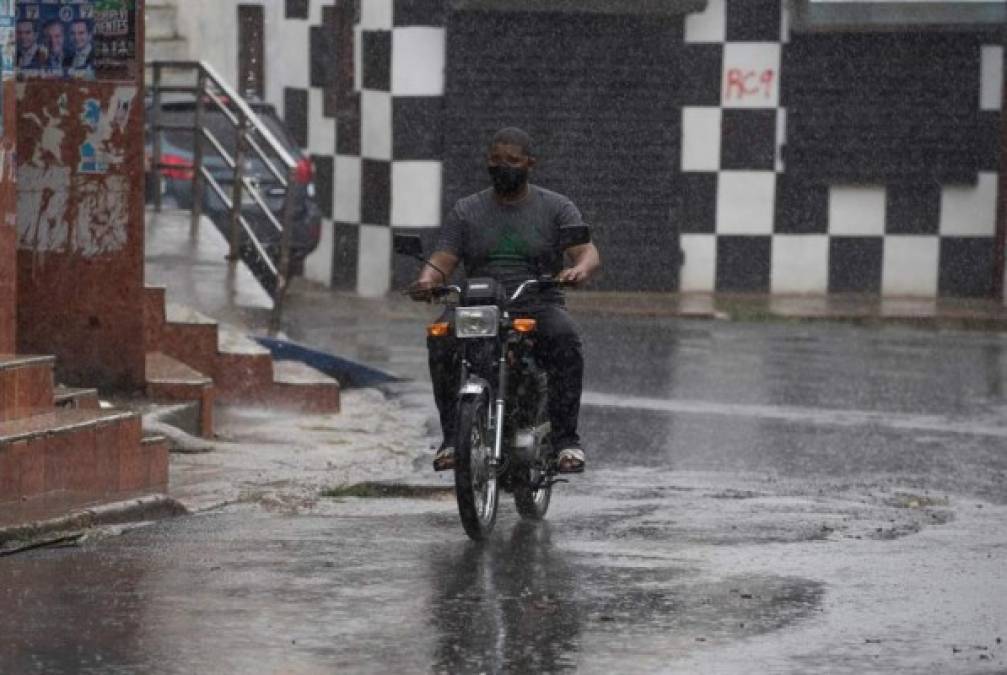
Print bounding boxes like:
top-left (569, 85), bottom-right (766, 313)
top-left (395, 234), bottom-right (583, 540)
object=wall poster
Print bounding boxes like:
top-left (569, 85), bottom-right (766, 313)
top-left (15, 0), bottom-right (136, 81)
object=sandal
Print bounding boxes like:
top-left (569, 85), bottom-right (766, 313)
top-left (433, 444), bottom-right (455, 472)
top-left (556, 447), bottom-right (586, 474)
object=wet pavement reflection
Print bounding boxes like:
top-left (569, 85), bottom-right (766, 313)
top-left (429, 522), bottom-right (581, 673)
top-left (1, 486), bottom-right (841, 675)
top-left (4, 312), bottom-right (1007, 672)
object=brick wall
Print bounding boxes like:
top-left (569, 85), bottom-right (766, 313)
top-left (15, 2), bottom-right (148, 388)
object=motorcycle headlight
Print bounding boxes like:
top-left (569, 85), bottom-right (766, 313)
top-left (455, 306), bottom-right (500, 339)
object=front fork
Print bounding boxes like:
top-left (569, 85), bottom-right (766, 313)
top-left (492, 334), bottom-right (509, 464)
top-left (457, 343), bottom-right (507, 466)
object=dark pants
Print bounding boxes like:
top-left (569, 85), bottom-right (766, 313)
top-left (428, 303), bottom-right (584, 451)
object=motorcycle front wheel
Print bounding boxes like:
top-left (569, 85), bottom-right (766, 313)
top-left (454, 395), bottom-right (498, 540)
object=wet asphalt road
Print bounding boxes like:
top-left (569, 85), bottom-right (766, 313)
top-left (3, 311), bottom-right (1007, 673)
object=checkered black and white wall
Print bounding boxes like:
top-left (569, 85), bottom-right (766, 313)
top-left (271, 0), bottom-right (1003, 298)
top-left (678, 0), bottom-right (1004, 297)
top-left (275, 0), bottom-right (447, 295)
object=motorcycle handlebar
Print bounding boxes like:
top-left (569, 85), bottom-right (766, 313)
top-left (404, 276), bottom-right (573, 304)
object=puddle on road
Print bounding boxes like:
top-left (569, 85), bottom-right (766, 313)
top-left (425, 521), bottom-right (825, 674)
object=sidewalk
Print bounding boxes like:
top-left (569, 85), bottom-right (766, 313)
top-left (144, 210), bottom-right (451, 519)
top-left (146, 209), bottom-right (1007, 517)
top-left (564, 291), bottom-right (1007, 329)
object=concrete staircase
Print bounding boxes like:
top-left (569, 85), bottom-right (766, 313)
top-left (143, 286), bottom-right (341, 438)
top-left (0, 355), bottom-right (169, 526)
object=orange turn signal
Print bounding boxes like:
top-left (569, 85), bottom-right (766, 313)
top-left (513, 318), bottom-right (537, 333)
top-left (427, 322), bottom-right (451, 337)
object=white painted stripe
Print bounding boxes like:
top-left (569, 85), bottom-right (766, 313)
top-left (980, 45), bottom-right (1004, 112)
top-left (392, 27), bottom-right (446, 96)
top-left (684, 0), bottom-right (725, 44)
top-left (582, 391), bottom-right (1007, 439)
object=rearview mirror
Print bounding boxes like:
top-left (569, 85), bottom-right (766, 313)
top-left (393, 234), bottom-right (424, 257)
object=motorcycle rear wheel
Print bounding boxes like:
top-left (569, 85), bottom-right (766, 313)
top-left (514, 466), bottom-right (552, 520)
top-left (454, 395), bottom-right (498, 540)
top-left (514, 375), bottom-right (552, 520)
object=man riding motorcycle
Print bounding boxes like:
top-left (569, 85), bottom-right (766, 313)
top-left (410, 127), bottom-right (601, 475)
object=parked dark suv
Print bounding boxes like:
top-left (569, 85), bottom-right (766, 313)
top-left (146, 98), bottom-right (322, 277)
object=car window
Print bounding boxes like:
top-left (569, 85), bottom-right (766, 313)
top-left (159, 107), bottom-right (300, 158)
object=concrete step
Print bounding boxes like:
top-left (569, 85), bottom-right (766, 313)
top-left (0, 409), bottom-right (167, 518)
top-left (0, 355), bottom-right (56, 421)
top-left (53, 386), bottom-right (101, 411)
top-left (144, 286), bottom-right (168, 354)
top-left (145, 352), bottom-right (215, 438)
top-left (213, 325), bottom-right (274, 400)
top-left (146, 290), bottom-right (341, 417)
top-left (271, 361), bottom-right (342, 413)
top-left (213, 330), bottom-right (340, 412)
top-left (161, 303), bottom-right (220, 379)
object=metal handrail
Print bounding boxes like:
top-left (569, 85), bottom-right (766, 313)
top-left (198, 61), bottom-right (298, 170)
top-left (147, 60), bottom-right (299, 332)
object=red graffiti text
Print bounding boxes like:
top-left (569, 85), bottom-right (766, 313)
top-left (724, 68), bottom-right (776, 102)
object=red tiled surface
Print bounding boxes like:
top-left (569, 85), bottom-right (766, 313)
top-left (146, 351), bottom-right (215, 437)
top-left (54, 387), bottom-right (101, 410)
top-left (53, 424), bottom-right (99, 493)
top-left (0, 439), bottom-right (40, 499)
top-left (0, 357), bottom-right (56, 421)
top-left (117, 416), bottom-right (145, 492)
top-left (143, 286), bottom-right (167, 354)
top-left (0, 407), bottom-right (168, 513)
top-left (17, 81), bottom-right (147, 391)
top-left (161, 322), bottom-right (219, 380)
top-left (0, 225), bottom-right (15, 355)
top-left (0, 81), bottom-right (15, 354)
top-left (14, 361), bottom-right (54, 416)
top-left (147, 381), bottom-right (214, 437)
top-left (213, 352), bottom-right (274, 401)
top-left (93, 419), bottom-right (122, 495)
top-left (142, 436), bottom-right (169, 491)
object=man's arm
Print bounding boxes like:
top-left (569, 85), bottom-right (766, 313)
top-left (557, 242), bottom-right (601, 285)
top-left (408, 251), bottom-right (459, 301)
top-left (416, 251), bottom-right (460, 287)
top-left (414, 204), bottom-right (463, 288)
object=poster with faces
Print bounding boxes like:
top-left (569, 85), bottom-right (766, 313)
top-left (16, 0), bottom-right (135, 81)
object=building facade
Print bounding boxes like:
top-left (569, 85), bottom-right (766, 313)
top-left (170, 0), bottom-right (1006, 299)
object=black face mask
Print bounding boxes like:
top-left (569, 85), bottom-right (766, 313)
top-left (489, 165), bottom-right (528, 196)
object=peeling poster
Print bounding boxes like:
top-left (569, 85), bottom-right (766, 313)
top-left (17, 85), bottom-right (136, 256)
top-left (15, 0), bottom-right (137, 82)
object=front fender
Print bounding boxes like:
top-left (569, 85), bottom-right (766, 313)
top-left (458, 377), bottom-right (491, 400)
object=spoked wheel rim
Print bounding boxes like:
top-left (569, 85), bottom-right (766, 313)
top-left (469, 421), bottom-right (497, 523)
top-left (455, 394), bottom-right (499, 539)
top-left (514, 458), bottom-right (552, 520)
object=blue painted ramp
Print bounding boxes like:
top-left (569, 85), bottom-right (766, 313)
top-left (254, 336), bottom-right (405, 389)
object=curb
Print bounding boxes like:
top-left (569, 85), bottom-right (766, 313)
top-left (0, 494), bottom-right (188, 554)
top-left (564, 298), bottom-right (1007, 331)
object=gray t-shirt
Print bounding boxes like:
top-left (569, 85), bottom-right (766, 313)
top-left (436, 185), bottom-right (586, 302)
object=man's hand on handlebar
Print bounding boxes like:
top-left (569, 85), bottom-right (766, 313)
top-left (407, 279), bottom-right (438, 302)
top-left (555, 266), bottom-right (589, 286)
